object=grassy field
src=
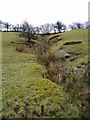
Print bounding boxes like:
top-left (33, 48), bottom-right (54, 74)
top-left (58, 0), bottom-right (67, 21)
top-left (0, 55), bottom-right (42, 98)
top-left (2, 29), bottom-right (88, 118)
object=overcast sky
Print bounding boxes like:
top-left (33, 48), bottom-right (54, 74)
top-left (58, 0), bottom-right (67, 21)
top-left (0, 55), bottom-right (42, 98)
top-left (0, 0), bottom-right (89, 26)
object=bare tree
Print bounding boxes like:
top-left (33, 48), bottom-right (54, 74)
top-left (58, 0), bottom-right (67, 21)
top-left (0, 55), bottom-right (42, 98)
top-left (40, 23), bottom-right (52, 34)
top-left (15, 24), bottom-right (20, 31)
top-left (4, 22), bottom-right (11, 31)
top-left (69, 24), bottom-right (75, 30)
top-left (75, 22), bottom-right (84, 29)
top-left (12, 25), bottom-right (17, 32)
top-left (62, 24), bottom-right (67, 32)
top-left (34, 27), bottom-right (40, 34)
top-left (20, 21), bottom-right (35, 42)
top-left (69, 22), bottom-right (83, 30)
top-left (12, 24), bottom-right (21, 32)
top-left (84, 21), bottom-right (90, 28)
top-left (0, 20), bottom-right (3, 31)
top-left (50, 24), bottom-right (57, 33)
top-left (55, 21), bottom-right (64, 33)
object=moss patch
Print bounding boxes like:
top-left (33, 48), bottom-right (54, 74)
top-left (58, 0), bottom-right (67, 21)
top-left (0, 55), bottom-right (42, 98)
top-left (3, 78), bottom-right (79, 118)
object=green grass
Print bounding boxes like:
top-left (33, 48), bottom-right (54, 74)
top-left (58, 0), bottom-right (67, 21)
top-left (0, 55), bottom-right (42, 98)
top-left (2, 32), bottom-right (79, 118)
top-left (49, 29), bottom-right (88, 68)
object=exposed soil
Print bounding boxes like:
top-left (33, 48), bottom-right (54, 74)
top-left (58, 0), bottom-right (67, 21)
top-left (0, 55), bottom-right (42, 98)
top-left (49, 35), bottom-right (60, 41)
top-left (66, 52), bottom-right (82, 61)
top-left (64, 41), bottom-right (81, 45)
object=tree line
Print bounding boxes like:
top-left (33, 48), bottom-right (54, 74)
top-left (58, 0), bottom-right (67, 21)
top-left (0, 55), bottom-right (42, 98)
top-left (0, 20), bottom-right (89, 33)
top-left (0, 20), bottom-right (90, 42)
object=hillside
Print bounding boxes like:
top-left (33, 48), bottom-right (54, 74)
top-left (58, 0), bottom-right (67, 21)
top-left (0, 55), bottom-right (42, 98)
top-left (2, 29), bottom-right (89, 118)
top-left (49, 29), bottom-right (88, 69)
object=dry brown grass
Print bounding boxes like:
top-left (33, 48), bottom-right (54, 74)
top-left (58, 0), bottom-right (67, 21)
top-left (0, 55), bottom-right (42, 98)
top-left (16, 44), bottom-right (32, 53)
top-left (34, 40), bottom-right (66, 84)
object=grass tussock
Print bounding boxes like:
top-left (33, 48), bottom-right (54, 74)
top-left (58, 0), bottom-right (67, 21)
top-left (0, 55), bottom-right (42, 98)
top-left (16, 44), bottom-right (32, 53)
